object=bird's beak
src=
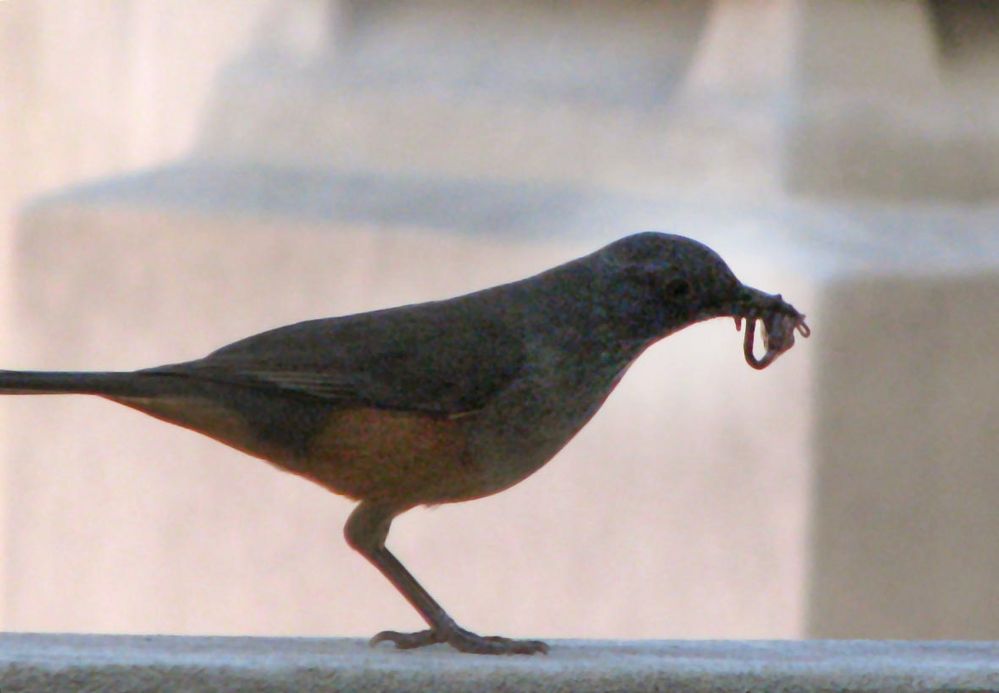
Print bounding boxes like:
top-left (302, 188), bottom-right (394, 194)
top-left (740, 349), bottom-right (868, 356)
top-left (723, 286), bottom-right (811, 370)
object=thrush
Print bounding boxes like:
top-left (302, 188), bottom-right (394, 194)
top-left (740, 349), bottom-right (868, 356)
top-left (0, 232), bottom-right (809, 654)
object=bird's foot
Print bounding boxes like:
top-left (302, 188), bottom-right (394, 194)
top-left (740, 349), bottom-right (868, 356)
top-left (370, 626), bottom-right (549, 655)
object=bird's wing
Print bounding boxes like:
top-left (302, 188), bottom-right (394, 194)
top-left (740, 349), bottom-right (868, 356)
top-left (148, 296), bottom-right (525, 416)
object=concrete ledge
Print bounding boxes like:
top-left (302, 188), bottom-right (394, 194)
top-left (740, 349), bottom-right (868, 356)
top-left (0, 635), bottom-right (996, 692)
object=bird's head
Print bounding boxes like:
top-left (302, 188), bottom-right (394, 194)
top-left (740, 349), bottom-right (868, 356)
top-left (590, 232), bottom-right (810, 369)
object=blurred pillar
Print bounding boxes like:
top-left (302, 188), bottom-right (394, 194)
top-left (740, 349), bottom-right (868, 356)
top-left (784, 0), bottom-right (999, 201)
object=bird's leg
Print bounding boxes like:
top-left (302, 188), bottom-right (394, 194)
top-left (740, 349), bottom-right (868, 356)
top-left (344, 502), bottom-right (549, 655)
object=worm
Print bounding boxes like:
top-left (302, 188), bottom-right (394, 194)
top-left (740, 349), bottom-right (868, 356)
top-left (737, 296), bottom-right (811, 370)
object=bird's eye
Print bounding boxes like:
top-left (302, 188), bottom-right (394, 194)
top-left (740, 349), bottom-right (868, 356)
top-left (665, 278), bottom-right (691, 299)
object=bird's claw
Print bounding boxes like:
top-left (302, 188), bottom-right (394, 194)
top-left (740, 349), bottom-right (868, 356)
top-left (370, 626), bottom-right (549, 655)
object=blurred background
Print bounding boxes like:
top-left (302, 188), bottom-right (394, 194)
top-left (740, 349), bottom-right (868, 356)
top-left (1, 0), bottom-right (997, 641)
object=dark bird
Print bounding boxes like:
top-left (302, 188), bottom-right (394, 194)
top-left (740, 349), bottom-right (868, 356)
top-left (0, 232), bottom-right (809, 655)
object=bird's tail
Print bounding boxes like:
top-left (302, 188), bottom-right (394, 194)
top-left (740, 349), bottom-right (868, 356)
top-left (0, 370), bottom-right (153, 397)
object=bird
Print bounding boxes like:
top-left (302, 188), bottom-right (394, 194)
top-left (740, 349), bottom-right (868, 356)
top-left (0, 232), bottom-right (809, 655)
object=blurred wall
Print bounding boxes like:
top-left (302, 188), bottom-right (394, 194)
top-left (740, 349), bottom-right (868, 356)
top-left (0, 0), bottom-right (274, 218)
top-left (0, 0), bottom-right (274, 624)
top-left (0, 0), bottom-right (274, 351)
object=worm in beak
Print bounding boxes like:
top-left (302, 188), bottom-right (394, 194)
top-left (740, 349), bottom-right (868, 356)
top-left (732, 291), bottom-right (811, 370)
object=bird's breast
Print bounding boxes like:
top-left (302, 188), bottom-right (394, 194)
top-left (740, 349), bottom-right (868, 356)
top-left (464, 344), bottom-right (635, 496)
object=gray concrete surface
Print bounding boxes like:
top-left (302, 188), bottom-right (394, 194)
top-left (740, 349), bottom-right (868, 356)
top-left (1, 634), bottom-right (996, 692)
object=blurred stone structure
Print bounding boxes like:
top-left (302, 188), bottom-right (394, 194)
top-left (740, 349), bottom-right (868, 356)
top-left (2, 0), bottom-right (997, 640)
